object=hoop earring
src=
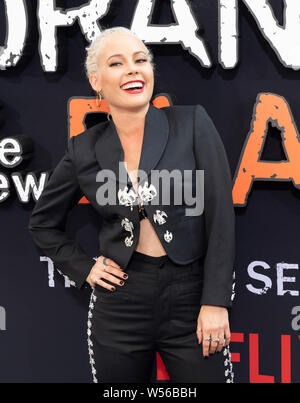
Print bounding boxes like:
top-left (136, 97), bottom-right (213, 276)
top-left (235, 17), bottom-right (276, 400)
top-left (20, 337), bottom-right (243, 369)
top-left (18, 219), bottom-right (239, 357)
top-left (107, 113), bottom-right (112, 121)
top-left (96, 91), bottom-right (102, 108)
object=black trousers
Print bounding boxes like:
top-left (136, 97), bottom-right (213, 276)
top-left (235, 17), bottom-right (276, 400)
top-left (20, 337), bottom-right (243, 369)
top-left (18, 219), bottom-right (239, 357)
top-left (87, 251), bottom-right (234, 383)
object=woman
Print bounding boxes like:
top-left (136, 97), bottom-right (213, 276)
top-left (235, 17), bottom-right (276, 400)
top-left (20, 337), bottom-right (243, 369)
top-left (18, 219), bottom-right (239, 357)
top-left (29, 26), bottom-right (235, 383)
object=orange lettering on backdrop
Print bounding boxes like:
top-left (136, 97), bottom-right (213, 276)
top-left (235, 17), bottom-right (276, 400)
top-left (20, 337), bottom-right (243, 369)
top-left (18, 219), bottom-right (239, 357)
top-left (68, 96), bottom-right (109, 204)
top-left (233, 93), bottom-right (300, 206)
top-left (67, 94), bottom-right (172, 204)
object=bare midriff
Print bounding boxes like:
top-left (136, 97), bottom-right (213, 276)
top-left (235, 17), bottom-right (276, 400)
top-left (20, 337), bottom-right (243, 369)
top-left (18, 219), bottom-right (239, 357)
top-left (128, 170), bottom-right (167, 257)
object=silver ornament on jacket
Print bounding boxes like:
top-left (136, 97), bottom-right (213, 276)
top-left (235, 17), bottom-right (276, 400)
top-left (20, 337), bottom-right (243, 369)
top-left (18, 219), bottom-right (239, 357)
top-left (118, 186), bottom-right (137, 211)
top-left (153, 210), bottom-right (168, 225)
top-left (164, 230), bottom-right (173, 243)
top-left (121, 217), bottom-right (134, 247)
top-left (138, 181), bottom-right (157, 203)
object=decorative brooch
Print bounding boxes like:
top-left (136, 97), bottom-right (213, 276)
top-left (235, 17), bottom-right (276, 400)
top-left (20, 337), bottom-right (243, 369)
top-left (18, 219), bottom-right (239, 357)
top-left (164, 230), bottom-right (173, 243)
top-left (121, 217), bottom-right (134, 247)
top-left (153, 210), bottom-right (168, 225)
top-left (118, 186), bottom-right (137, 211)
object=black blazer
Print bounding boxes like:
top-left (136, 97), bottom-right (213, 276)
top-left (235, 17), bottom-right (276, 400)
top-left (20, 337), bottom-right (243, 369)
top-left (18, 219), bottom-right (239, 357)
top-left (28, 103), bottom-right (235, 307)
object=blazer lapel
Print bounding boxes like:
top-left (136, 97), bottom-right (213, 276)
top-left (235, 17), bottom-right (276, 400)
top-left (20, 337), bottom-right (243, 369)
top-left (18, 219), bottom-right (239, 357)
top-left (94, 103), bottom-right (169, 187)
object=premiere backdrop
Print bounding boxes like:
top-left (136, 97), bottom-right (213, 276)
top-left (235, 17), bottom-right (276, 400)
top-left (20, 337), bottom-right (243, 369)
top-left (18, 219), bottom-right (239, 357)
top-left (1, 0), bottom-right (300, 383)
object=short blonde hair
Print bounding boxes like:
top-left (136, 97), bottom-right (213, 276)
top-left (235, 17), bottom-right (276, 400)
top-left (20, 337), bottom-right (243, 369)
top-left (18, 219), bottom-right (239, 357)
top-left (84, 26), bottom-right (155, 79)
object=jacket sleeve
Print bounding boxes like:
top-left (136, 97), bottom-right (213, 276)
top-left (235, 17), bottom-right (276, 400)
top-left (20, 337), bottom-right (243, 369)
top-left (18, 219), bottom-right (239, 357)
top-left (28, 136), bottom-right (95, 289)
top-left (193, 104), bottom-right (235, 308)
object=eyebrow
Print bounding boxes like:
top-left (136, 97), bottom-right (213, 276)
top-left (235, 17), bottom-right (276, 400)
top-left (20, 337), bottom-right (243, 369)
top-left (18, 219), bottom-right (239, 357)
top-left (107, 51), bottom-right (147, 62)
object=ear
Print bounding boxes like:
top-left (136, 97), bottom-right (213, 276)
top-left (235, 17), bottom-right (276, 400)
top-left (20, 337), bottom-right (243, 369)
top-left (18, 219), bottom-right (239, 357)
top-left (89, 73), bottom-right (101, 93)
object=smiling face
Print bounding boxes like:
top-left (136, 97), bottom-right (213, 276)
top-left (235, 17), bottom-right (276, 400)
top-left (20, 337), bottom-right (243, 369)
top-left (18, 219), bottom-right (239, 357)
top-left (89, 33), bottom-right (154, 112)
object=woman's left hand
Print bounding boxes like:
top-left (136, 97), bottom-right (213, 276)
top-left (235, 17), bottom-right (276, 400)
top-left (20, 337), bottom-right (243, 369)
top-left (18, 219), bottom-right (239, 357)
top-left (196, 305), bottom-right (230, 357)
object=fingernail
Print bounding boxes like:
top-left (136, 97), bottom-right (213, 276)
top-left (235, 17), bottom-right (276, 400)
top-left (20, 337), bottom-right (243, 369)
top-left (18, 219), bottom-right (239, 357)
top-left (120, 280), bottom-right (124, 285)
top-left (123, 274), bottom-right (128, 279)
top-left (111, 286), bottom-right (116, 291)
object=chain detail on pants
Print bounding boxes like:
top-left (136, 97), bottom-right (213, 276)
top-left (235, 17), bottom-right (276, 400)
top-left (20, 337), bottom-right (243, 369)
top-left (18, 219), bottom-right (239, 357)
top-left (87, 289), bottom-right (98, 383)
top-left (86, 251), bottom-right (234, 383)
top-left (223, 345), bottom-right (234, 383)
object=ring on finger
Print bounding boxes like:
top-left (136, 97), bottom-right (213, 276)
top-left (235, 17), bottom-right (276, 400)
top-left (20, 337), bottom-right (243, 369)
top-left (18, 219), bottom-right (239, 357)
top-left (212, 338), bottom-right (220, 343)
top-left (103, 256), bottom-right (108, 266)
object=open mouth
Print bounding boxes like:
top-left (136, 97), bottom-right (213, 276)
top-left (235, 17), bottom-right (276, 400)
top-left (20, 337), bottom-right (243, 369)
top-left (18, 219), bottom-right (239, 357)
top-left (121, 81), bottom-right (145, 94)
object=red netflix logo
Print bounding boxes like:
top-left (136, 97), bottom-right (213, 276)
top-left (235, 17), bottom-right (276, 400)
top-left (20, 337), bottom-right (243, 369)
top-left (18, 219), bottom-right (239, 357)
top-left (156, 332), bottom-right (297, 383)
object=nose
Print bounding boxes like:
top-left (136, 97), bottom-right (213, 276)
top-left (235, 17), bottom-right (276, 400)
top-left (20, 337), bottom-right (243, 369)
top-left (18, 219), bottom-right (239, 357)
top-left (126, 60), bottom-right (139, 76)
top-left (127, 69), bottom-right (138, 77)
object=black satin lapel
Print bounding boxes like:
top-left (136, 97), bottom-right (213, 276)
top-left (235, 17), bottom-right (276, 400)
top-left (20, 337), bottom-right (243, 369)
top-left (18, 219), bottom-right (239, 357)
top-left (94, 120), bottom-right (129, 185)
top-left (94, 103), bottom-right (169, 186)
top-left (137, 103), bottom-right (169, 184)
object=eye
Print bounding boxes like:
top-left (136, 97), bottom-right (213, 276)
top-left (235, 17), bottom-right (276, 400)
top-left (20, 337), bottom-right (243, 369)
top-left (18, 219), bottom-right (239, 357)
top-left (109, 59), bottom-right (147, 67)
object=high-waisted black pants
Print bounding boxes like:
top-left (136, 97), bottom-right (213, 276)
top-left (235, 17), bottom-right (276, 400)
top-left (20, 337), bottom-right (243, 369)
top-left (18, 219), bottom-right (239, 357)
top-left (87, 251), bottom-right (234, 383)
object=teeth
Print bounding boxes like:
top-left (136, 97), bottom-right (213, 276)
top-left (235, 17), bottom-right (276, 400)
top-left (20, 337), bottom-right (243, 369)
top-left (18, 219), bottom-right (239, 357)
top-left (122, 82), bottom-right (144, 90)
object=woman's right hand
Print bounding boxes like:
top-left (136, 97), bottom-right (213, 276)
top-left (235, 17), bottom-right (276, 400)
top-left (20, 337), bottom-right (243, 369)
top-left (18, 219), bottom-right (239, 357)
top-left (86, 255), bottom-right (128, 291)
